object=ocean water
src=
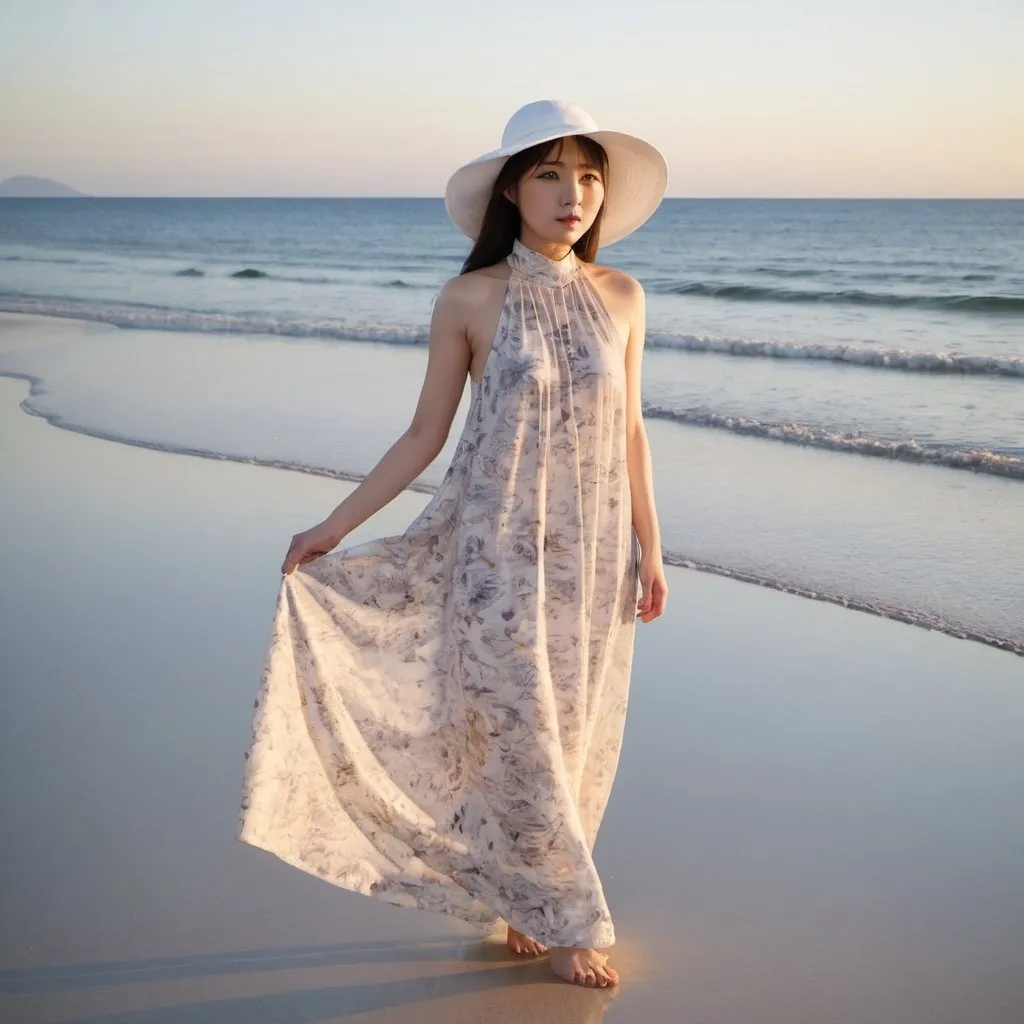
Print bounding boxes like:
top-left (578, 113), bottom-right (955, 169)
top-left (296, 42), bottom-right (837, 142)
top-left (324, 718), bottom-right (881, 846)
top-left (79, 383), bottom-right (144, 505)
top-left (1, 197), bottom-right (1021, 656)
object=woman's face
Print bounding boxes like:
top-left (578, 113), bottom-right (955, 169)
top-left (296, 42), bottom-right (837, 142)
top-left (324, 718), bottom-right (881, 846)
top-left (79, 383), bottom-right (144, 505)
top-left (505, 136), bottom-right (605, 248)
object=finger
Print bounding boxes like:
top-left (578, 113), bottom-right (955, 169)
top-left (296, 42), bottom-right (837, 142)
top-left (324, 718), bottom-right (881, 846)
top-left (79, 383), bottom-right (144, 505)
top-left (642, 592), bottom-right (661, 621)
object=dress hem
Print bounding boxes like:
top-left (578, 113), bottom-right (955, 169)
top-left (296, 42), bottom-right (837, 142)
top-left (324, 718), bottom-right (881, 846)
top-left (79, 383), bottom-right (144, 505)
top-left (237, 827), bottom-right (617, 950)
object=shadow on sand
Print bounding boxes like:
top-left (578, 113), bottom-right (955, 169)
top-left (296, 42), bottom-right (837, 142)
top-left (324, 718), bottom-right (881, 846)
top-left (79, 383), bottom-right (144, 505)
top-left (0, 935), bottom-right (620, 1023)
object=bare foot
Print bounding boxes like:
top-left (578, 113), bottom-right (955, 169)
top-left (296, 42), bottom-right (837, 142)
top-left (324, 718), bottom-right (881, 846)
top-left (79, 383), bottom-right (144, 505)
top-left (506, 923), bottom-right (548, 956)
top-left (548, 946), bottom-right (619, 987)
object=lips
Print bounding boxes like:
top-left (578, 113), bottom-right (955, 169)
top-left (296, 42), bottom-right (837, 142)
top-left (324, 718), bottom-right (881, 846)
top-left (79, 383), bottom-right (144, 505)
top-left (558, 216), bottom-right (580, 225)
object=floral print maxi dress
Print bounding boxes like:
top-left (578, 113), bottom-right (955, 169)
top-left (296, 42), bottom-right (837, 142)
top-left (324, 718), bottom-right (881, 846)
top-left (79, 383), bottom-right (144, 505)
top-left (238, 237), bottom-right (640, 949)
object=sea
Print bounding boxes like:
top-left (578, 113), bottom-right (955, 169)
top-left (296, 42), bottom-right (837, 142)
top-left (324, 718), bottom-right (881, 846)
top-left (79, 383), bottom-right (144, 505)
top-left (1, 197), bottom-right (1021, 656)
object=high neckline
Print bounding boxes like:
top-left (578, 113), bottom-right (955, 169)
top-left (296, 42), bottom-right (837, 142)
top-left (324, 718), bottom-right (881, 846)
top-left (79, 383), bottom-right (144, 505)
top-left (506, 237), bottom-right (581, 288)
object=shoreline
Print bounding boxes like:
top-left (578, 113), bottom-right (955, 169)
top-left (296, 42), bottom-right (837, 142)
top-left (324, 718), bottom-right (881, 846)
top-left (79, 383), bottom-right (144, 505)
top-left (1, 302), bottom-right (1021, 482)
top-left (2, 361), bottom-right (1020, 659)
top-left (3, 369), bottom-right (1023, 1022)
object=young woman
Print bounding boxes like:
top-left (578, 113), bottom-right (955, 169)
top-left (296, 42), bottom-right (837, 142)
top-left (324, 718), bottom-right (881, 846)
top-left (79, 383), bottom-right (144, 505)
top-left (239, 99), bottom-right (669, 988)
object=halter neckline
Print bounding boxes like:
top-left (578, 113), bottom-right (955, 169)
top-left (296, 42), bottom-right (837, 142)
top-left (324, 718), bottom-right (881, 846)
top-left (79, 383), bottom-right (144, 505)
top-left (506, 237), bottom-right (581, 288)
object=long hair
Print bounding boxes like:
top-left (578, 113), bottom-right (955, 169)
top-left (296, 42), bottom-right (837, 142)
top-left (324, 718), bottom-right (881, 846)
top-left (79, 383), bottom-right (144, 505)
top-left (459, 135), bottom-right (609, 275)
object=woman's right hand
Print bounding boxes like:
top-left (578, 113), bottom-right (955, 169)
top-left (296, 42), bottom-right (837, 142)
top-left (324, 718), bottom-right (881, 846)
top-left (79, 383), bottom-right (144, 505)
top-left (281, 521), bottom-right (344, 576)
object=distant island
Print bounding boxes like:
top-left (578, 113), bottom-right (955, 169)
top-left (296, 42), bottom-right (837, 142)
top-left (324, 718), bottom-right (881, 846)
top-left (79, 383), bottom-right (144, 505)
top-left (0, 175), bottom-right (89, 197)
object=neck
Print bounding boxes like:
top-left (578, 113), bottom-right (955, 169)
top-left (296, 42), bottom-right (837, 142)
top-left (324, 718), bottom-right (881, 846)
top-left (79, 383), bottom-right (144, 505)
top-left (517, 230), bottom-right (574, 262)
top-left (506, 237), bottom-right (581, 288)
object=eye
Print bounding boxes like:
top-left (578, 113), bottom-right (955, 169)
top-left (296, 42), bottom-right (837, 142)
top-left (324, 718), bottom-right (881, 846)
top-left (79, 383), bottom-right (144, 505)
top-left (538, 170), bottom-right (602, 182)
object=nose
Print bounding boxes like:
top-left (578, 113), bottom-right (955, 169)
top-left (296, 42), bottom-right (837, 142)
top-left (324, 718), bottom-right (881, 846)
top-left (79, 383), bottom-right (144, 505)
top-left (563, 175), bottom-right (584, 207)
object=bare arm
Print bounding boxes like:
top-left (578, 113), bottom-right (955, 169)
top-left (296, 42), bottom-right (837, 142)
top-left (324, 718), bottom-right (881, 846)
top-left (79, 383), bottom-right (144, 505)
top-left (623, 277), bottom-right (662, 560)
top-left (321, 280), bottom-right (471, 540)
top-left (622, 275), bottom-right (668, 621)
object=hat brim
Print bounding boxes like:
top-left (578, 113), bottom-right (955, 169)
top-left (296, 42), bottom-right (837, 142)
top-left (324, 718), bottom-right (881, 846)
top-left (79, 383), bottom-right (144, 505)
top-left (444, 128), bottom-right (669, 248)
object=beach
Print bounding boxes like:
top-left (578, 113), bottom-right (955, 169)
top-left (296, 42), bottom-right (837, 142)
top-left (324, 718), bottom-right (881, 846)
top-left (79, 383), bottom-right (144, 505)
top-left (3, 0), bottom-right (1022, 1011)
top-left (2, 367), bottom-right (1023, 1022)
top-left (1, 307), bottom-right (1021, 660)
top-left (2, 198), bottom-right (1023, 656)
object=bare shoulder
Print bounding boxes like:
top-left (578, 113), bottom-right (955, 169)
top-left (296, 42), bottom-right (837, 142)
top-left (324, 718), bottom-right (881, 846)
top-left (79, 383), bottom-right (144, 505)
top-left (435, 264), bottom-right (511, 378)
top-left (586, 261), bottom-right (644, 302)
top-left (437, 262), bottom-right (509, 309)
top-left (583, 261), bottom-right (644, 344)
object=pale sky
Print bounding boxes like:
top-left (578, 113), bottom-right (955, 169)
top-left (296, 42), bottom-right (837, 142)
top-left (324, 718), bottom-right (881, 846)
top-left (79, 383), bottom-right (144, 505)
top-left (1, 0), bottom-right (1021, 197)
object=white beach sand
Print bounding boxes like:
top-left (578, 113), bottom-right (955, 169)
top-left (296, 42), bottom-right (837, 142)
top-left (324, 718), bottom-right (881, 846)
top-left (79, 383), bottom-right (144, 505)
top-left (1, 373), bottom-right (1022, 1023)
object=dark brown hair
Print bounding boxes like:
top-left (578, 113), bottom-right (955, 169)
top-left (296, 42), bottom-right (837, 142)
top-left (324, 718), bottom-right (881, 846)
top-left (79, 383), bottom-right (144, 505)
top-left (459, 134), bottom-right (609, 275)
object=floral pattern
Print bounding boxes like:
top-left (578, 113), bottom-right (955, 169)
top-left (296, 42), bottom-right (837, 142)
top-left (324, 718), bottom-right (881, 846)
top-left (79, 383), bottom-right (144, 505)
top-left (238, 238), bottom-right (640, 949)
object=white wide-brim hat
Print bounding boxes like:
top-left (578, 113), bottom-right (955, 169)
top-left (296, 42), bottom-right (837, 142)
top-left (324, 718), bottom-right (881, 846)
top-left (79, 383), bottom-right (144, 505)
top-left (444, 99), bottom-right (669, 248)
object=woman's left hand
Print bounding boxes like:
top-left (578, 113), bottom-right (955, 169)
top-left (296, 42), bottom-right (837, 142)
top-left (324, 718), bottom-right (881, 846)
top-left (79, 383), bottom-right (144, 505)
top-left (637, 553), bottom-right (669, 623)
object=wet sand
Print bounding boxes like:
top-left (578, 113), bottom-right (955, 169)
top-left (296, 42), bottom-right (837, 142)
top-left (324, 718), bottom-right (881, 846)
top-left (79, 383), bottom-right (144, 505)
top-left (1, 374), bottom-right (1022, 1023)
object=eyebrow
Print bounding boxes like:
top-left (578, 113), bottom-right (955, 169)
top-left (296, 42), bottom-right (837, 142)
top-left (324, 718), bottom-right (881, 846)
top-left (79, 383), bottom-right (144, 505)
top-left (539, 160), bottom-right (602, 171)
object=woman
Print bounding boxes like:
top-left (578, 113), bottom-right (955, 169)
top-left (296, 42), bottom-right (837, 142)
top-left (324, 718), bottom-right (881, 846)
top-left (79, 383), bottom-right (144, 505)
top-left (238, 99), bottom-right (669, 989)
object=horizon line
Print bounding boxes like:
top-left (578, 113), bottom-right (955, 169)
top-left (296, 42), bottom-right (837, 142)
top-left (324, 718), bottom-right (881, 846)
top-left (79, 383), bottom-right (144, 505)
top-left (1, 194), bottom-right (1021, 201)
